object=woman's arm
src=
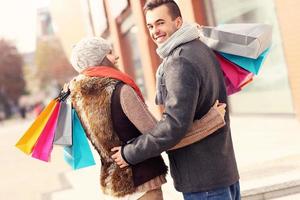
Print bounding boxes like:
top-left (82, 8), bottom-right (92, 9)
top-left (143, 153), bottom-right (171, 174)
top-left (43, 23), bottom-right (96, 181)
top-left (120, 85), bottom-right (225, 150)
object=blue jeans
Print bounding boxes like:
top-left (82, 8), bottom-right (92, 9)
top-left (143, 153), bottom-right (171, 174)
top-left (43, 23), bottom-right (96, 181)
top-left (183, 182), bottom-right (240, 200)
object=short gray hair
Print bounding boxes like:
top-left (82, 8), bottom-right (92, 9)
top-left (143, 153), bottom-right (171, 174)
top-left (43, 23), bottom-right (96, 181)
top-left (70, 37), bottom-right (112, 73)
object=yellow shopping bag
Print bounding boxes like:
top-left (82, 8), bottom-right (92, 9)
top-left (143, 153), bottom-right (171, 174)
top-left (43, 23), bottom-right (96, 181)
top-left (15, 99), bottom-right (58, 154)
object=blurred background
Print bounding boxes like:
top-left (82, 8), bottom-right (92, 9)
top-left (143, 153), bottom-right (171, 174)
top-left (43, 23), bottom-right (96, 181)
top-left (0, 0), bottom-right (300, 200)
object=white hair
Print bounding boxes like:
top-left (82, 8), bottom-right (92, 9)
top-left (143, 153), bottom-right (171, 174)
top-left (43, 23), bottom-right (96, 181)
top-left (70, 37), bottom-right (112, 73)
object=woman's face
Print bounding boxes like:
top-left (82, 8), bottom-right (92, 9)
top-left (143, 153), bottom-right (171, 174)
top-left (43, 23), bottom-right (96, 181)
top-left (106, 50), bottom-right (119, 65)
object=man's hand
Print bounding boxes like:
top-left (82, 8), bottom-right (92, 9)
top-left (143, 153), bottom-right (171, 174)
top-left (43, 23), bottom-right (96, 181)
top-left (111, 147), bottom-right (129, 168)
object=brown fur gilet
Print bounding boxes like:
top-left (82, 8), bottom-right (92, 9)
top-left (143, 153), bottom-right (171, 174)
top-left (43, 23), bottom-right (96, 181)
top-left (70, 75), bottom-right (136, 197)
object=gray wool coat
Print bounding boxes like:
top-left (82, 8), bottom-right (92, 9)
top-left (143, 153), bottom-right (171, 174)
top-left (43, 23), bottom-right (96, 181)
top-left (122, 39), bottom-right (239, 193)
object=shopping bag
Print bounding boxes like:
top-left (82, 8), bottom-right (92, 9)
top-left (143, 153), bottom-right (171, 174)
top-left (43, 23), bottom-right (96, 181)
top-left (219, 48), bottom-right (270, 75)
top-left (215, 52), bottom-right (254, 95)
top-left (31, 101), bottom-right (61, 162)
top-left (54, 101), bottom-right (72, 146)
top-left (15, 99), bottom-right (57, 154)
top-left (199, 23), bottom-right (272, 59)
top-left (64, 109), bottom-right (96, 170)
top-left (224, 76), bottom-right (253, 95)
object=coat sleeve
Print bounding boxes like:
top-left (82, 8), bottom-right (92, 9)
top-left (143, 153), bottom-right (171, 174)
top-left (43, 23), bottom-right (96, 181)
top-left (120, 84), bottom-right (226, 153)
top-left (122, 57), bottom-right (201, 165)
top-left (119, 84), bottom-right (158, 134)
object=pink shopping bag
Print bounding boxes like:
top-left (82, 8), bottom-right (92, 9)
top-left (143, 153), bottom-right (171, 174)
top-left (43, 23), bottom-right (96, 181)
top-left (215, 52), bottom-right (254, 95)
top-left (31, 101), bottom-right (61, 162)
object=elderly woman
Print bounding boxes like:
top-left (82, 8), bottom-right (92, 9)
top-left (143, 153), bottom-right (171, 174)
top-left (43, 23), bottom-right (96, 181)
top-left (67, 37), bottom-right (226, 200)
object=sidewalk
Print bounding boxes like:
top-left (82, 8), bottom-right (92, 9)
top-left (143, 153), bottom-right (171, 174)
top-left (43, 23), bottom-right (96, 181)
top-left (49, 114), bottom-right (300, 200)
top-left (232, 115), bottom-right (300, 199)
top-left (1, 115), bottom-right (300, 200)
top-left (0, 119), bottom-right (70, 200)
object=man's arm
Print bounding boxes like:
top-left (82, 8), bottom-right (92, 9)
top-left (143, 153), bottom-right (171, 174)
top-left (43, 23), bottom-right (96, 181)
top-left (122, 57), bottom-right (201, 165)
top-left (119, 85), bottom-right (226, 150)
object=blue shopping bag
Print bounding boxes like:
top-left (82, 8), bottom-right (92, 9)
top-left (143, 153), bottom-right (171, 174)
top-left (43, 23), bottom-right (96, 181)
top-left (220, 48), bottom-right (270, 75)
top-left (64, 109), bottom-right (96, 170)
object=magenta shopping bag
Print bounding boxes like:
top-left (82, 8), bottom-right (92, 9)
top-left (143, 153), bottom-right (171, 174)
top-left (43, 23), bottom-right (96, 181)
top-left (224, 76), bottom-right (253, 95)
top-left (215, 52), bottom-right (254, 95)
top-left (31, 101), bottom-right (61, 162)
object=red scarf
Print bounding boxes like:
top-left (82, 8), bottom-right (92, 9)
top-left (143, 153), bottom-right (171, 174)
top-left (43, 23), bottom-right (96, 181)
top-left (82, 66), bottom-right (144, 102)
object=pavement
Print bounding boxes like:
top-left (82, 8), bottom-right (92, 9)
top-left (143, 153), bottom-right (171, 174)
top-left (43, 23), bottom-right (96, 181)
top-left (1, 114), bottom-right (300, 200)
top-left (232, 115), bottom-right (300, 200)
top-left (0, 119), bottom-right (70, 200)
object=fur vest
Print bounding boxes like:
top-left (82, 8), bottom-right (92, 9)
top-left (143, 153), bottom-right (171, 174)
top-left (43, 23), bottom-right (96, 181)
top-left (70, 75), bottom-right (136, 197)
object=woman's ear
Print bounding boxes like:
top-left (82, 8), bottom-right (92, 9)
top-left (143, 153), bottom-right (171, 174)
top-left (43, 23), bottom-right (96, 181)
top-left (101, 57), bottom-right (113, 67)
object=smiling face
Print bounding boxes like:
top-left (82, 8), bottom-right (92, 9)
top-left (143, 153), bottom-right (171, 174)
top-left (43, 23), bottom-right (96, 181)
top-left (146, 4), bottom-right (182, 45)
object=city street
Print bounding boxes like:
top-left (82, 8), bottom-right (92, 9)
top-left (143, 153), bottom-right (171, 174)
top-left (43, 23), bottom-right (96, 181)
top-left (1, 0), bottom-right (300, 200)
top-left (1, 115), bottom-right (300, 200)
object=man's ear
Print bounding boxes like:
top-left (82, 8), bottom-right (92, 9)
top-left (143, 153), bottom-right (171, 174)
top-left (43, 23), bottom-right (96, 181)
top-left (175, 17), bottom-right (183, 28)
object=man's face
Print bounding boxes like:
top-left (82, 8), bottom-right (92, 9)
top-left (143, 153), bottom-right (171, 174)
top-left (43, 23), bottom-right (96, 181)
top-left (146, 5), bottom-right (182, 45)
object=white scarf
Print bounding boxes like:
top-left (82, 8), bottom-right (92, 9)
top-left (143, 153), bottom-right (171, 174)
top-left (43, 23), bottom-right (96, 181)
top-left (155, 23), bottom-right (200, 105)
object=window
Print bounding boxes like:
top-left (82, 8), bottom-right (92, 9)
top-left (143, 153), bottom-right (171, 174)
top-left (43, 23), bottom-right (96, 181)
top-left (206, 0), bottom-right (294, 114)
top-left (88, 0), bottom-right (107, 36)
top-left (110, 0), bottom-right (129, 18)
top-left (123, 25), bottom-right (148, 98)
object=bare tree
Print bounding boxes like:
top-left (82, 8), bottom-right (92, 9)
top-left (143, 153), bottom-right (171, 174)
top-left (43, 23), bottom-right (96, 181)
top-left (0, 39), bottom-right (25, 118)
top-left (35, 37), bottom-right (76, 89)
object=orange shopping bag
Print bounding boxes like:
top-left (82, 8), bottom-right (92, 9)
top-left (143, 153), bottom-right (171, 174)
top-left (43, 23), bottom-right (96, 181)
top-left (15, 100), bottom-right (58, 154)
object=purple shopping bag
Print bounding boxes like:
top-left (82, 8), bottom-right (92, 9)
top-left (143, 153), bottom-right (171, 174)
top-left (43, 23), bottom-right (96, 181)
top-left (215, 52), bottom-right (254, 95)
top-left (31, 101), bottom-right (61, 162)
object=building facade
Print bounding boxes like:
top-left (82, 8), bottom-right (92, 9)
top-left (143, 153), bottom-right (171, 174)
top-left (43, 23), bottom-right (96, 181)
top-left (49, 0), bottom-right (300, 120)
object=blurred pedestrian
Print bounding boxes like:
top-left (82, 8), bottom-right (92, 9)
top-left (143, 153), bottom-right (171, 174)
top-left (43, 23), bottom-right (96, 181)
top-left (19, 106), bottom-right (26, 119)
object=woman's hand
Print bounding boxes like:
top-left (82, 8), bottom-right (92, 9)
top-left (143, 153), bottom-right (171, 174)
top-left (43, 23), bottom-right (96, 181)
top-left (65, 77), bottom-right (77, 91)
top-left (63, 83), bottom-right (69, 93)
top-left (213, 100), bottom-right (226, 119)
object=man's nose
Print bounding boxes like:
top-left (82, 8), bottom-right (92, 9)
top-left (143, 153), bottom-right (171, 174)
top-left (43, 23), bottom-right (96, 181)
top-left (152, 26), bottom-right (160, 36)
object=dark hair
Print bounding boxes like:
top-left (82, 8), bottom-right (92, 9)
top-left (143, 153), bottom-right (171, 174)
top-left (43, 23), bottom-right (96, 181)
top-left (143, 0), bottom-right (182, 20)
